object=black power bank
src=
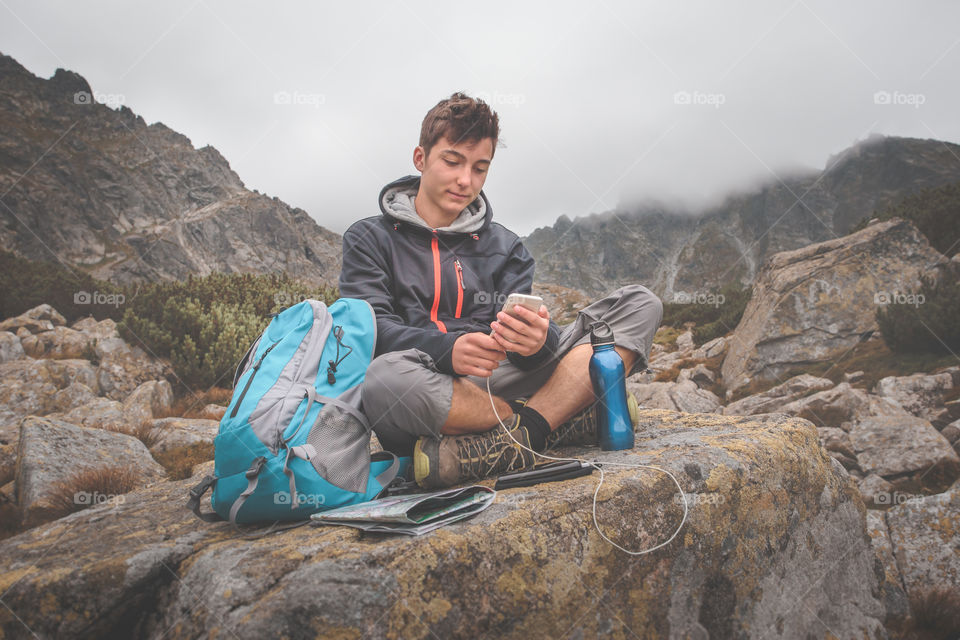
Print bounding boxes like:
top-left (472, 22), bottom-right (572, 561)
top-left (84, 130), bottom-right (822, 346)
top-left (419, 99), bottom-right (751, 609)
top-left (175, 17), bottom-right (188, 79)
top-left (494, 460), bottom-right (595, 490)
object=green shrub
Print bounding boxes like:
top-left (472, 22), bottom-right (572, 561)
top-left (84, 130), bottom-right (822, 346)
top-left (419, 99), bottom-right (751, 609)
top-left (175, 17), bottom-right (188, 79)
top-left (661, 282), bottom-right (752, 345)
top-left (0, 250), bottom-right (338, 392)
top-left (852, 180), bottom-right (960, 257)
top-left (0, 249), bottom-right (124, 323)
top-left (119, 272), bottom-right (338, 390)
top-left (877, 265), bottom-right (960, 355)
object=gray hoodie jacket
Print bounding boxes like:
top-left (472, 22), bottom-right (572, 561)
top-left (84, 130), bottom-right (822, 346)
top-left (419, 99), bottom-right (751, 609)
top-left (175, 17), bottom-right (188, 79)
top-left (339, 175), bottom-right (560, 375)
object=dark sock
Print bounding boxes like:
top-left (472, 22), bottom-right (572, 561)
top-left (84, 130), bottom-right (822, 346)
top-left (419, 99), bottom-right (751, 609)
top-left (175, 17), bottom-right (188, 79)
top-left (517, 406), bottom-right (551, 452)
top-left (507, 398), bottom-right (526, 414)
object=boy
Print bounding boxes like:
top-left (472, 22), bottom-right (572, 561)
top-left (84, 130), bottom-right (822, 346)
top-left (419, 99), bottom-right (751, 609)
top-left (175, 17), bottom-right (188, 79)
top-left (339, 92), bottom-right (662, 489)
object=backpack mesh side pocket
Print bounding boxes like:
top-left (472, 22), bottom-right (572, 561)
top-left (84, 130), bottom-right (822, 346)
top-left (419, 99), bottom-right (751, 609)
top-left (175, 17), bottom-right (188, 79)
top-left (305, 404), bottom-right (371, 494)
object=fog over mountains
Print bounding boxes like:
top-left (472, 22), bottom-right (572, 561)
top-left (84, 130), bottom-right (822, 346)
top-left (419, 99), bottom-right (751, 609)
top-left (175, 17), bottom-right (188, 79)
top-left (3, 51), bottom-right (959, 299)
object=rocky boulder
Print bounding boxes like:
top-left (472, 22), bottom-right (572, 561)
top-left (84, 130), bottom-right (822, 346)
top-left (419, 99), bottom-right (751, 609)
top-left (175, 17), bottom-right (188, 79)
top-left (691, 336), bottom-right (727, 360)
top-left (721, 218), bottom-right (945, 393)
top-left (0, 410), bottom-right (887, 639)
top-left (198, 403), bottom-right (227, 421)
top-left (676, 363), bottom-right (716, 388)
top-left (723, 374), bottom-right (835, 416)
top-left (121, 379), bottom-right (174, 423)
top-left (14, 416), bottom-right (166, 526)
top-left (148, 417), bottom-right (219, 455)
top-left (626, 379), bottom-right (722, 413)
top-left (94, 330), bottom-right (171, 401)
top-left (874, 371), bottom-right (955, 427)
top-left (884, 482), bottom-right (959, 599)
top-left (45, 396), bottom-right (128, 432)
top-left (849, 415), bottom-right (960, 494)
top-left (775, 382), bottom-right (907, 430)
top-left (0, 331), bottom-right (24, 363)
top-left (0, 358), bottom-right (99, 451)
top-left (0, 303), bottom-right (66, 334)
top-left (865, 511), bottom-right (910, 624)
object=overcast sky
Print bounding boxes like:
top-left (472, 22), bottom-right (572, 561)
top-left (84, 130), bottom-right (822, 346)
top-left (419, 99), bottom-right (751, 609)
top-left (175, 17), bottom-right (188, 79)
top-left (2, 0), bottom-right (959, 236)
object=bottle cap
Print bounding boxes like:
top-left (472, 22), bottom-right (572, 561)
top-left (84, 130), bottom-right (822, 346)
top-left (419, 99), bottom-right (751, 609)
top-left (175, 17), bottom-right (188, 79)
top-left (589, 321), bottom-right (615, 346)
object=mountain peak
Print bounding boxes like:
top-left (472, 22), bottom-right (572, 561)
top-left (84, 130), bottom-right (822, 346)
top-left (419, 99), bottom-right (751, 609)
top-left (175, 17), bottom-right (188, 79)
top-left (48, 67), bottom-right (92, 99)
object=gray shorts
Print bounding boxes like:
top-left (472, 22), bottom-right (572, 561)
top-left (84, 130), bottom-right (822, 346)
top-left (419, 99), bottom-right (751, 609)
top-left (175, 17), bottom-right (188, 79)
top-left (360, 284), bottom-right (663, 456)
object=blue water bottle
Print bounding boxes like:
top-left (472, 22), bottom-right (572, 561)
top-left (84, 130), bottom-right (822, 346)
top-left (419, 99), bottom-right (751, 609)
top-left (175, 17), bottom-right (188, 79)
top-left (589, 321), bottom-right (635, 451)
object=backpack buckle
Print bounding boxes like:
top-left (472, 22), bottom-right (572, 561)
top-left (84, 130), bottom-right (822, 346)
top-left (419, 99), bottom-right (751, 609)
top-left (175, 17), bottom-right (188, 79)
top-left (188, 475), bottom-right (217, 501)
top-left (246, 456), bottom-right (267, 480)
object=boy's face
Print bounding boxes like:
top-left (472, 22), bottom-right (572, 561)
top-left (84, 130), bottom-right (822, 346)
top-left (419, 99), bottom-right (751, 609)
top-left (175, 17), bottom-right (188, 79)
top-left (413, 135), bottom-right (494, 220)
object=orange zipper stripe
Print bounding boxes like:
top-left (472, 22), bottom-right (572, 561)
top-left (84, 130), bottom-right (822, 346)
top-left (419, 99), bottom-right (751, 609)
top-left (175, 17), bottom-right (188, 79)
top-left (454, 259), bottom-right (464, 318)
top-left (430, 234), bottom-right (446, 332)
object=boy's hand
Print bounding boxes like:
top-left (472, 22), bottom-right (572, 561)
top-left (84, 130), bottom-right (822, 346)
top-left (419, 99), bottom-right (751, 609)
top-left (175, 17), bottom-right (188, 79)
top-left (491, 304), bottom-right (550, 357)
top-left (452, 332), bottom-right (507, 377)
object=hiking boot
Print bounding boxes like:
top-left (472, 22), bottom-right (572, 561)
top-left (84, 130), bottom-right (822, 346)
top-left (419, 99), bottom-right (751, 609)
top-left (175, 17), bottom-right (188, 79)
top-left (544, 391), bottom-right (640, 451)
top-left (413, 418), bottom-right (536, 489)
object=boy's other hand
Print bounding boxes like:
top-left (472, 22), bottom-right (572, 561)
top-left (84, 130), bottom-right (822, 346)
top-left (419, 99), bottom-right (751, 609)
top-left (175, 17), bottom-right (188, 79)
top-left (491, 304), bottom-right (550, 357)
top-left (452, 332), bottom-right (507, 377)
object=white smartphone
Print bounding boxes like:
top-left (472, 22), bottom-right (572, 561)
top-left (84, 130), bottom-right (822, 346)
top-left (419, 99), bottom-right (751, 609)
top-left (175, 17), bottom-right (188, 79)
top-left (500, 293), bottom-right (543, 318)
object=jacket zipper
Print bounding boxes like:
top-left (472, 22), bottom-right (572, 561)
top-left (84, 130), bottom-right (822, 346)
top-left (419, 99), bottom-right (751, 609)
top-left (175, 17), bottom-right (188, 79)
top-left (454, 259), bottom-right (464, 319)
top-left (429, 232), bottom-right (447, 332)
top-left (229, 340), bottom-right (280, 418)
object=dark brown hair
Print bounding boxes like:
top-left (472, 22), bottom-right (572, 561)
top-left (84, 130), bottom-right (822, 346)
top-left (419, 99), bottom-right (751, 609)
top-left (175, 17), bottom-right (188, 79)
top-left (419, 92), bottom-right (500, 159)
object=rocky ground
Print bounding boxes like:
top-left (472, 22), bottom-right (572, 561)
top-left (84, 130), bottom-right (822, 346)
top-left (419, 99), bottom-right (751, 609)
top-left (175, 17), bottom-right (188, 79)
top-left (0, 299), bottom-right (957, 638)
top-left (0, 303), bottom-right (223, 533)
top-left (1, 217), bottom-right (959, 639)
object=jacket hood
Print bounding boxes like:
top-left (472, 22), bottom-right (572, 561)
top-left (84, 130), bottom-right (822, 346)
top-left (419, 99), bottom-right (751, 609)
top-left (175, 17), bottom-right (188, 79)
top-left (379, 175), bottom-right (491, 234)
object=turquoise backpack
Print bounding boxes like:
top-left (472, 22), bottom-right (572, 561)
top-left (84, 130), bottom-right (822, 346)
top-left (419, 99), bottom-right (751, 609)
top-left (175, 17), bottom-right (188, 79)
top-left (187, 298), bottom-right (405, 527)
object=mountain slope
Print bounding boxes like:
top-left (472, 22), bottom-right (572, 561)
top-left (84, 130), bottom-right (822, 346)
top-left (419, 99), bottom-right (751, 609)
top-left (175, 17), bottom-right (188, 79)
top-left (0, 53), bottom-right (340, 285)
top-left (524, 135), bottom-right (960, 298)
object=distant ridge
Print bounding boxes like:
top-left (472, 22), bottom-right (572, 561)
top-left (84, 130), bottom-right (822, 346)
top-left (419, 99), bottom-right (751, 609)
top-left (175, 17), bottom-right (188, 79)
top-left (523, 134), bottom-right (960, 298)
top-left (0, 52), bottom-right (341, 286)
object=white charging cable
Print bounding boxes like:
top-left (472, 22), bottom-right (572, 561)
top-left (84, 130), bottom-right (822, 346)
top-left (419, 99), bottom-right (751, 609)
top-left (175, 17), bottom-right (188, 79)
top-left (486, 376), bottom-right (689, 556)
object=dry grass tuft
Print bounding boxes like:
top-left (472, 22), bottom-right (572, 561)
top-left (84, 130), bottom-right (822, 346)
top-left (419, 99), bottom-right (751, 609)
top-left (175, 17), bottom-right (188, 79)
top-left (889, 586), bottom-right (960, 640)
top-left (45, 465), bottom-right (143, 519)
top-left (104, 419), bottom-right (162, 450)
top-left (155, 387), bottom-right (232, 420)
top-left (152, 442), bottom-right (215, 480)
